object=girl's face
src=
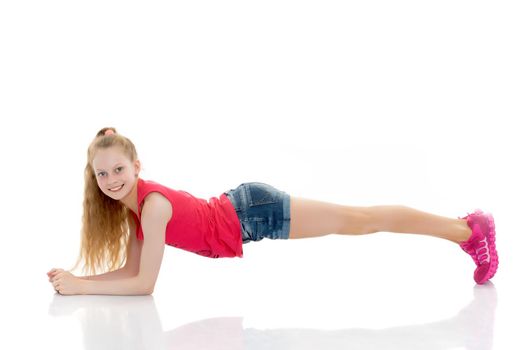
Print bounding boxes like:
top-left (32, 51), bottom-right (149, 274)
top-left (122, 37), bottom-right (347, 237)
top-left (92, 147), bottom-right (140, 200)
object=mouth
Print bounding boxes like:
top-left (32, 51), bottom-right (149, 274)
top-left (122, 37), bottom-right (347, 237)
top-left (108, 184), bottom-right (124, 192)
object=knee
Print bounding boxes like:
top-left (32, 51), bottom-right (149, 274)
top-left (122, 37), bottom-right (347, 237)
top-left (340, 206), bottom-right (377, 235)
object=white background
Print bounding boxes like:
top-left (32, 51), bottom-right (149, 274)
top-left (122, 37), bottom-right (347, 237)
top-left (1, 1), bottom-right (523, 349)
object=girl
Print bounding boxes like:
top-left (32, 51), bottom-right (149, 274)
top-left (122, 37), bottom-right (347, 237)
top-left (47, 127), bottom-right (499, 295)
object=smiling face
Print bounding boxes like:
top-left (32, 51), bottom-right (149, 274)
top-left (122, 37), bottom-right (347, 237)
top-left (92, 146), bottom-right (141, 200)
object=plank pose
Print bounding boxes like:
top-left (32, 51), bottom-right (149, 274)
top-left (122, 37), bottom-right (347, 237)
top-left (48, 127), bottom-right (499, 295)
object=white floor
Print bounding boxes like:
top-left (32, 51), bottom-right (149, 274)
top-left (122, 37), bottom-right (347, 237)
top-left (3, 227), bottom-right (523, 350)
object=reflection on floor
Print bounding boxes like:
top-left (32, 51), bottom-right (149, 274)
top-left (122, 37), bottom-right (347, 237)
top-left (48, 282), bottom-right (496, 350)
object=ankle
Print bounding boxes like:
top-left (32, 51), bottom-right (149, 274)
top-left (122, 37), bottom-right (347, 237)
top-left (454, 219), bottom-right (473, 244)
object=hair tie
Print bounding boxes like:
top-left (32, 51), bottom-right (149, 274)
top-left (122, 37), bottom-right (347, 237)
top-left (104, 129), bottom-right (115, 136)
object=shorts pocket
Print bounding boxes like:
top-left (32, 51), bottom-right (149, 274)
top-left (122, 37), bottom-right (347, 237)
top-left (245, 182), bottom-right (280, 207)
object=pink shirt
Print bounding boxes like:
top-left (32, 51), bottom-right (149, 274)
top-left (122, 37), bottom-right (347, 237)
top-left (130, 178), bottom-right (243, 258)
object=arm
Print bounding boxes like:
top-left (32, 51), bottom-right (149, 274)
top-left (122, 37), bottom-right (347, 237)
top-left (79, 215), bottom-right (143, 281)
top-left (78, 267), bottom-right (135, 281)
top-left (80, 193), bottom-right (171, 295)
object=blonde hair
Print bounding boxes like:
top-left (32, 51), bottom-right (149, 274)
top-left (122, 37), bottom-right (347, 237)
top-left (71, 127), bottom-right (139, 275)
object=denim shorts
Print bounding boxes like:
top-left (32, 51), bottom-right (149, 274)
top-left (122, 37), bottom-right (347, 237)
top-left (224, 182), bottom-right (291, 244)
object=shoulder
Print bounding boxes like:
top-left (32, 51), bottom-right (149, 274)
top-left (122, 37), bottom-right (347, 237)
top-left (141, 192), bottom-right (173, 223)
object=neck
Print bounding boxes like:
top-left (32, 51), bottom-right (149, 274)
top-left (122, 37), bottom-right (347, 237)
top-left (120, 177), bottom-right (139, 216)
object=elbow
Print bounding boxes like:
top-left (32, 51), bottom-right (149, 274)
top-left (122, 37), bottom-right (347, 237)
top-left (135, 272), bottom-right (157, 295)
top-left (138, 280), bottom-right (155, 295)
top-left (143, 285), bottom-right (154, 295)
top-left (136, 285), bottom-right (153, 295)
top-left (128, 272), bottom-right (152, 295)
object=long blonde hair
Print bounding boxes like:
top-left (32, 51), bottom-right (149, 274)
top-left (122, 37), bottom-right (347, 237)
top-left (72, 127), bottom-right (139, 275)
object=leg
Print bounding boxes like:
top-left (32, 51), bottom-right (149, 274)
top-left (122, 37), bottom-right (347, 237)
top-left (367, 205), bottom-right (472, 243)
top-left (288, 197), bottom-right (472, 244)
top-left (288, 196), bottom-right (373, 239)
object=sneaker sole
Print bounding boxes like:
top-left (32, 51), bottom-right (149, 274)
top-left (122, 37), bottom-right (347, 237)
top-left (476, 212), bottom-right (499, 284)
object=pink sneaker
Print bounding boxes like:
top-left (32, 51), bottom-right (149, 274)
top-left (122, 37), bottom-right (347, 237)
top-left (458, 209), bottom-right (499, 284)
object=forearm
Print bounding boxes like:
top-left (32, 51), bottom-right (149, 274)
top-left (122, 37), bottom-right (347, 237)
top-left (80, 275), bottom-right (152, 296)
top-left (79, 267), bottom-right (136, 281)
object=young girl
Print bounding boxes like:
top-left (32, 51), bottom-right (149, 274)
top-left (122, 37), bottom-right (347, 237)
top-left (47, 127), bottom-right (499, 295)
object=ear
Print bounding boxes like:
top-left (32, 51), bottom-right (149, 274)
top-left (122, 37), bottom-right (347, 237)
top-left (134, 159), bottom-right (141, 176)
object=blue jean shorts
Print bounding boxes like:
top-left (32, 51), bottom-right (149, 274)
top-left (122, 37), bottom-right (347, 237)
top-left (224, 182), bottom-right (291, 244)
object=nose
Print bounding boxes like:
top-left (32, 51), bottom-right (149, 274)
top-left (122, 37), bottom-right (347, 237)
top-left (106, 174), bottom-right (120, 187)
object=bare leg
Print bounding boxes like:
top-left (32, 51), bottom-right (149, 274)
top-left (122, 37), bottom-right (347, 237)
top-left (288, 197), bottom-right (472, 244)
top-left (366, 205), bottom-right (472, 244)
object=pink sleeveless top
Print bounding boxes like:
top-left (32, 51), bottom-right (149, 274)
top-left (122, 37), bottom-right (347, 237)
top-left (130, 178), bottom-right (243, 258)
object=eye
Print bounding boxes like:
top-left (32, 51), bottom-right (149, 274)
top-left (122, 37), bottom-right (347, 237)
top-left (97, 172), bottom-right (106, 177)
top-left (116, 166), bottom-right (123, 172)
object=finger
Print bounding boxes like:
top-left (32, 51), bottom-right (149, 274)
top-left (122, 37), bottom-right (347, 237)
top-left (52, 271), bottom-right (65, 281)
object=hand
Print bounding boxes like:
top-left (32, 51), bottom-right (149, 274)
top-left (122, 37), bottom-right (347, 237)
top-left (47, 268), bottom-right (63, 281)
top-left (47, 268), bottom-right (63, 292)
top-left (48, 268), bottom-right (84, 295)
